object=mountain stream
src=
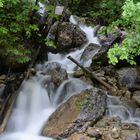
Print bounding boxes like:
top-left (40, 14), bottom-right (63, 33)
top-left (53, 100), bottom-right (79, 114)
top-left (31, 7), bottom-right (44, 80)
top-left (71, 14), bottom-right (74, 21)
top-left (0, 16), bottom-right (139, 140)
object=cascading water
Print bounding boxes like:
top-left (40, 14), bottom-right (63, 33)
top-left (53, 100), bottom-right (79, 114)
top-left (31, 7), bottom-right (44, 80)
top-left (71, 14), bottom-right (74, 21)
top-left (48, 16), bottom-right (100, 73)
top-left (0, 16), bottom-right (98, 140)
top-left (107, 95), bottom-right (140, 126)
top-left (0, 15), bottom-right (139, 140)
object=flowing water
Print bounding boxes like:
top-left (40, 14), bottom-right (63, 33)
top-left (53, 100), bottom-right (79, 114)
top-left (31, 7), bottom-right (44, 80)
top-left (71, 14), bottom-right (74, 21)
top-left (0, 16), bottom-right (98, 140)
top-left (0, 16), bottom-right (139, 140)
top-left (107, 95), bottom-right (140, 126)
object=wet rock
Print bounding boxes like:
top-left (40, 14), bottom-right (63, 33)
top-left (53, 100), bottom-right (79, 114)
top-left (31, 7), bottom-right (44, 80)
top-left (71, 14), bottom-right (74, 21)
top-left (87, 128), bottom-right (102, 139)
top-left (0, 75), bottom-right (6, 84)
top-left (125, 134), bottom-right (140, 140)
top-left (121, 123), bottom-right (139, 130)
top-left (44, 62), bottom-right (68, 87)
top-left (42, 88), bottom-right (107, 139)
top-left (91, 117), bottom-right (140, 140)
top-left (80, 43), bottom-right (101, 63)
top-left (55, 6), bottom-right (64, 15)
top-left (110, 126), bottom-right (121, 139)
top-left (56, 22), bottom-right (87, 51)
top-left (74, 69), bottom-right (84, 78)
top-left (61, 9), bottom-right (71, 22)
top-left (132, 91), bottom-right (140, 106)
top-left (90, 30), bottom-right (123, 69)
top-left (0, 75), bottom-right (6, 81)
top-left (91, 46), bottom-right (109, 69)
top-left (135, 108), bottom-right (140, 118)
top-left (47, 21), bottom-right (59, 41)
top-left (70, 15), bottom-right (86, 25)
top-left (68, 133), bottom-right (91, 140)
top-left (99, 30), bottom-right (122, 47)
top-left (117, 67), bottom-right (140, 91)
top-left (0, 84), bottom-right (5, 97)
top-left (107, 95), bottom-right (138, 120)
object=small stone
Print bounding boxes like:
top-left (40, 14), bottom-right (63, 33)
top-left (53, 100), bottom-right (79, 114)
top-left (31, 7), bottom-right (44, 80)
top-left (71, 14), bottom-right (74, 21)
top-left (55, 6), bottom-right (64, 15)
top-left (68, 133), bottom-right (91, 140)
top-left (125, 90), bottom-right (132, 99)
top-left (74, 69), bottom-right (84, 78)
top-left (30, 68), bottom-right (36, 75)
top-left (110, 126), bottom-right (121, 139)
top-left (0, 75), bottom-right (6, 80)
top-left (122, 123), bottom-right (138, 130)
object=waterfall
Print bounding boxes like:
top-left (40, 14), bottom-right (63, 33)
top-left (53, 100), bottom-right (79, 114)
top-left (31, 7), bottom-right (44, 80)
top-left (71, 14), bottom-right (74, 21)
top-left (0, 15), bottom-right (98, 140)
top-left (0, 15), bottom-right (139, 140)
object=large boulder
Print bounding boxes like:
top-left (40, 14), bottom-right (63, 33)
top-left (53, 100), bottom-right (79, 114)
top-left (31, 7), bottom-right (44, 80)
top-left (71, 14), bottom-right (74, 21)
top-left (42, 88), bottom-right (107, 139)
top-left (90, 30), bottom-right (123, 69)
top-left (36, 62), bottom-right (68, 100)
top-left (56, 22), bottom-right (87, 51)
top-left (80, 43), bottom-right (101, 63)
top-left (91, 46), bottom-right (109, 69)
top-left (42, 62), bottom-right (68, 87)
top-left (99, 28), bottom-right (123, 47)
top-left (47, 21), bottom-right (59, 41)
top-left (116, 67), bottom-right (140, 91)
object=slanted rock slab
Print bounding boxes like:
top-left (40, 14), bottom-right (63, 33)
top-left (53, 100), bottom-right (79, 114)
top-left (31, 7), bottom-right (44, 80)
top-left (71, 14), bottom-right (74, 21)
top-left (42, 88), bottom-right (107, 139)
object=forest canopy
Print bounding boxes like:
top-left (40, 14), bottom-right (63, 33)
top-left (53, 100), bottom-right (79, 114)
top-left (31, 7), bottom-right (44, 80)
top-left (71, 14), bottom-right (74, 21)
top-left (0, 0), bottom-right (140, 69)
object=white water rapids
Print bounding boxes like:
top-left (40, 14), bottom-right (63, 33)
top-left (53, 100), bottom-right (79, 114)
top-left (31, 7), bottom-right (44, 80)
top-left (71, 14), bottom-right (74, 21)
top-left (0, 16), bottom-right (139, 140)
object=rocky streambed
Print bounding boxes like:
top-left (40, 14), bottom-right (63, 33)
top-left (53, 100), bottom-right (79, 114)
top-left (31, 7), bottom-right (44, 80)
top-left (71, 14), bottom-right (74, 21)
top-left (0, 14), bottom-right (140, 140)
top-left (41, 16), bottom-right (140, 140)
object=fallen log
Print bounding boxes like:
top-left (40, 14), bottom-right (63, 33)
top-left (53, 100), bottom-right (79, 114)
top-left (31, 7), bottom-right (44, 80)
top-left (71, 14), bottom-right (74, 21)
top-left (67, 56), bottom-right (113, 91)
top-left (0, 92), bottom-right (18, 133)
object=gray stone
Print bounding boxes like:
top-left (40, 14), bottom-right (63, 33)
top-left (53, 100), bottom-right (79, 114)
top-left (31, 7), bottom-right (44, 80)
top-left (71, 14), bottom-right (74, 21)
top-left (42, 88), bottom-right (107, 139)
top-left (0, 75), bottom-right (6, 80)
top-left (47, 21), bottom-right (59, 41)
top-left (44, 62), bottom-right (68, 87)
top-left (57, 22), bottom-right (87, 51)
top-left (117, 67), bottom-right (140, 91)
top-left (135, 108), bottom-right (140, 118)
top-left (132, 91), bottom-right (140, 106)
top-left (55, 6), bottom-right (64, 15)
top-left (80, 43), bottom-right (100, 62)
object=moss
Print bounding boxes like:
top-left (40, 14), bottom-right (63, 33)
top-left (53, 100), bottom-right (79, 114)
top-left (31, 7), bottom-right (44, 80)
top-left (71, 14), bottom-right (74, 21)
top-left (75, 93), bottom-right (89, 111)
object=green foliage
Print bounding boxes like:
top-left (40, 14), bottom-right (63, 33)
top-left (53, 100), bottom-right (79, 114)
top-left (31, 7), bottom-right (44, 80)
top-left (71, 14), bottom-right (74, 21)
top-left (0, 0), bottom-right (62, 67)
top-left (108, 0), bottom-right (140, 65)
top-left (45, 39), bottom-right (56, 48)
top-left (47, 5), bottom-right (60, 20)
top-left (0, 0), bottom-right (39, 65)
top-left (0, 0), bottom-right (3, 7)
top-left (67, 0), bottom-right (125, 24)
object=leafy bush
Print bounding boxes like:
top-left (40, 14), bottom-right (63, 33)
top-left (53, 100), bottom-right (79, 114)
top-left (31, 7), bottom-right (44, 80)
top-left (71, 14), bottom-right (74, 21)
top-left (0, 0), bottom-right (39, 64)
top-left (108, 0), bottom-right (140, 65)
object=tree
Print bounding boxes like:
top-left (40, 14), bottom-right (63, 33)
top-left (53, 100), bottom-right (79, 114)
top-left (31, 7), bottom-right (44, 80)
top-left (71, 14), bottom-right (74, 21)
top-left (0, 0), bottom-right (40, 66)
top-left (108, 0), bottom-right (140, 65)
